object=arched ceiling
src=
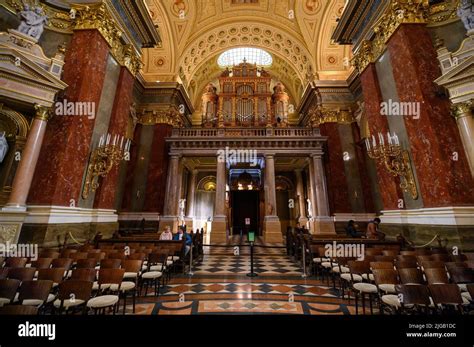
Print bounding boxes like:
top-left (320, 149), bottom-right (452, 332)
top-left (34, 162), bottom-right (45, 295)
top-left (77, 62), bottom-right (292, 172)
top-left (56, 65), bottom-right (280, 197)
top-left (142, 0), bottom-right (352, 105)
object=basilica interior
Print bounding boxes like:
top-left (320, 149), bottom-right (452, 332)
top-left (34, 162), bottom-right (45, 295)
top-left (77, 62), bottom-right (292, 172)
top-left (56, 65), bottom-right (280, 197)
top-left (0, 0), bottom-right (474, 324)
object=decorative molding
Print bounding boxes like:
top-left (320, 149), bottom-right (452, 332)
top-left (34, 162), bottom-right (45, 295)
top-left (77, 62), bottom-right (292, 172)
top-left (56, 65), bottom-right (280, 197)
top-left (24, 206), bottom-right (118, 224)
top-left (138, 106), bottom-right (184, 127)
top-left (308, 106), bottom-right (356, 126)
top-left (380, 206), bottom-right (474, 226)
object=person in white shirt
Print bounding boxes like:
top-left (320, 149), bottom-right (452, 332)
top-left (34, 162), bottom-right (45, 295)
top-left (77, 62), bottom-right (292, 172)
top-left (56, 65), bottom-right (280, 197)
top-left (159, 226), bottom-right (173, 240)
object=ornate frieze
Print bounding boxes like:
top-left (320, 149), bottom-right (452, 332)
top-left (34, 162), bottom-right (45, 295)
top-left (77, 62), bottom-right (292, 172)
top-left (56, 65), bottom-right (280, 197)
top-left (308, 105), bottom-right (356, 127)
top-left (138, 106), bottom-right (184, 128)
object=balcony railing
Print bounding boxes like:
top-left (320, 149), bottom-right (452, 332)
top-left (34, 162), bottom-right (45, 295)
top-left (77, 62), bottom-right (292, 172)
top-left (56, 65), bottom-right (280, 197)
top-left (171, 127), bottom-right (320, 138)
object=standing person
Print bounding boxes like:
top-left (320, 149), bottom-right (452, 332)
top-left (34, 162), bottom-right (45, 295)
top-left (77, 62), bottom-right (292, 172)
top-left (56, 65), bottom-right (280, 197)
top-left (366, 218), bottom-right (383, 240)
top-left (159, 226), bottom-right (173, 240)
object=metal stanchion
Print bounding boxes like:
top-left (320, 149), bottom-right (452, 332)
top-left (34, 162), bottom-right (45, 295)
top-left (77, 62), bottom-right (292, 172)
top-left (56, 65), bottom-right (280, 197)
top-left (301, 242), bottom-right (307, 278)
top-left (188, 244), bottom-right (194, 276)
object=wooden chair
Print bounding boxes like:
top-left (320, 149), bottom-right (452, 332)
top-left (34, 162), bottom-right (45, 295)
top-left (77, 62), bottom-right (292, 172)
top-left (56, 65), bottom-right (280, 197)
top-left (8, 268), bottom-right (36, 282)
top-left (86, 268), bottom-right (125, 314)
top-left (5, 257), bottom-right (27, 268)
top-left (30, 258), bottom-right (53, 270)
top-left (113, 259), bottom-right (142, 314)
top-left (373, 269), bottom-right (399, 314)
top-left (420, 261), bottom-right (445, 270)
top-left (451, 254), bottom-right (468, 262)
top-left (396, 255), bottom-right (417, 264)
top-left (400, 251), bottom-right (416, 256)
top-left (415, 249), bottom-right (432, 256)
top-left (396, 284), bottom-right (431, 314)
top-left (87, 252), bottom-right (105, 264)
top-left (424, 267), bottom-right (449, 285)
top-left (0, 305), bottom-right (38, 315)
top-left (382, 250), bottom-right (398, 257)
top-left (99, 259), bottom-right (121, 269)
top-left (107, 252), bottom-right (127, 260)
top-left (0, 279), bottom-right (21, 307)
top-left (366, 248), bottom-right (383, 256)
top-left (375, 256), bottom-right (395, 263)
top-left (461, 284), bottom-right (474, 303)
top-left (76, 259), bottom-right (97, 269)
top-left (334, 257), bottom-right (355, 299)
top-left (51, 258), bottom-right (73, 278)
top-left (37, 268), bottom-right (66, 288)
top-left (428, 284), bottom-right (463, 314)
top-left (431, 254), bottom-right (450, 262)
top-left (54, 280), bottom-right (93, 314)
top-left (40, 250), bottom-right (60, 259)
top-left (18, 280), bottom-right (54, 310)
top-left (70, 268), bottom-right (96, 282)
top-left (448, 267), bottom-right (474, 292)
top-left (60, 249), bottom-right (77, 258)
top-left (398, 268), bottom-right (425, 285)
top-left (141, 253), bottom-right (166, 297)
top-left (370, 262), bottom-right (395, 270)
top-left (396, 260), bottom-right (418, 269)
top-left (347, 261), bottom-right (378, 315)
top-left (0, 268), bottom-right (9, 279)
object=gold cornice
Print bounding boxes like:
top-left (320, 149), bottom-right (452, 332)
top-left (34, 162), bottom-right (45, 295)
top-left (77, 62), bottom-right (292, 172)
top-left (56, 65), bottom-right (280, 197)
top-left (138, 107), bottom-right (183, 128)
top-left (308, 106), bottom-right (356, 127)
top-left (71, 2), bottom-right (142, 77)
top-left (353, 0), bottom-right (430, 74)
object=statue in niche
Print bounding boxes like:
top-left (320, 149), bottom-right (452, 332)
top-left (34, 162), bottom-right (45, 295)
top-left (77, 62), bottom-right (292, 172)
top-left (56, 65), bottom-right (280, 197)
top-left (306, 199), bottom-right (312, 218)
top-left (127, 102), bottom-right (138, 139)
top-left (458, 0), bottom-right (474, 32)
top-left (354, 101), bottom-right (365, 125)
top-left (17, 5), bottom-right (49, 40)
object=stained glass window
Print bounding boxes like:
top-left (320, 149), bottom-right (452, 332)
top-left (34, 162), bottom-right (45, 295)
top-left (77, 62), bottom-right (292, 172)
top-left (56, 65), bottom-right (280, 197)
top-left (217, 48), bottom-right (272, 67)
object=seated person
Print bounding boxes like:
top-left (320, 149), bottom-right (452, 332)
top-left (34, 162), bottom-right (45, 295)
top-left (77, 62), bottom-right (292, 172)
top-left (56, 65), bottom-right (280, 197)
top-left (173, 226), bottom-right (192, 255)
top-left (159, 226), bottom-right (173, 240)
top-left (366, 218), bottom-right (385, 240)
top-left (345, 220), bottom-right (365, 238)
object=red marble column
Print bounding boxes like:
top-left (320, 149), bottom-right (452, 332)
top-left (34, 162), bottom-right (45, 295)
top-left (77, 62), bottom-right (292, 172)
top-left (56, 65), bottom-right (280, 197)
top-left (360, 64), bottom-right (402, 210)
top-left (387, 24), bottom-right (474, 207)
top-left (94, 68), bottom-right (135, 209)
top-left (28, 30), bottom-right (110, 206)
top-left (319, 123), bottom-right (351, 214)
top-left (143, 124), bottom-right (173, 213)
top-left (121, 124), bottom-right (143, 211)
top-left (351, 123), bottom-right (375, 212)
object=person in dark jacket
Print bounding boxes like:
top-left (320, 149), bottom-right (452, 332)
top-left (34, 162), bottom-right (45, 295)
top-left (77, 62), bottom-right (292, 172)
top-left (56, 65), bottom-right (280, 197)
top-left (346, 220), bottom-right (365, 238)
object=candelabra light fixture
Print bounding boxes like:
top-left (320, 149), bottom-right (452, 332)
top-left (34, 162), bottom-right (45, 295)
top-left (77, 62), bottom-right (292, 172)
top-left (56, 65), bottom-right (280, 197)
top-left (365, 132), bottom-right (418, 200)
top-left (82, 133), bottom-right (131, 199)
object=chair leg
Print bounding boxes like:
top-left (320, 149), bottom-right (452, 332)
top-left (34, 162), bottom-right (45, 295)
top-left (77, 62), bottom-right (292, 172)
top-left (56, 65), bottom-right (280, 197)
top-left (123, 292), bottom-right (127, 315)
top-left (132, 291), bottom-right (136, 313)
top-left (355, 291), bottom-right (359, 315)
top-left (369, 294), bottom-right (373, 315)
top-left (362, 294), bottom-right (366, 315)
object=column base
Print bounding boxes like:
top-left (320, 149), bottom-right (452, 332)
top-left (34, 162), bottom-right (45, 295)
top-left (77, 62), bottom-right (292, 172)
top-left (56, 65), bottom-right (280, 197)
top-left (311, 217), bottom-right (336, 235)
top-left (264, 216), bottom-right (283, 243)
top-left (160, 216), bottom-right (179, 233)
top-left (210, 215), bottom-right (227, 243)
top-left (0, 210), bottom-right (28, 244)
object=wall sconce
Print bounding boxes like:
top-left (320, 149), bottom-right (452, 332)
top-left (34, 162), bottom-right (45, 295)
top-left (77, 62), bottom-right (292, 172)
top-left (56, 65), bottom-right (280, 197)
top-left (82, 133), bottom-right (131, 199)
top-left (365, 132), bottom-right (418, 200)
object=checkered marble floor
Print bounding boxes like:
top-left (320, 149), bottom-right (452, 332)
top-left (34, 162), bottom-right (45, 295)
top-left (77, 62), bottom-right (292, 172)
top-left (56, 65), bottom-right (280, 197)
top-left (192, 254), bottom-right (301, 275)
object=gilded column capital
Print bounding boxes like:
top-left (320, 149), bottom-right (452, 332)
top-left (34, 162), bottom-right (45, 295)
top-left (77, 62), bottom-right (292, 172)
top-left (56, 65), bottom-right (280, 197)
top-left (71, 2), bottom-right (142, 76)
top-left (34, 104), bottom-right (52, 122)
top-left (451, 101), bottom-right (473, 119)
top-left (138, 107), bottom-right (184, 128)
top-left (308, 106), bottom-right (356, 126)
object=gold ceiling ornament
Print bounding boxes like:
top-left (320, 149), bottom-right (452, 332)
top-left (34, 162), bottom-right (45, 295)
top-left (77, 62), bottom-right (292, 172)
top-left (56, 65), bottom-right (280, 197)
top-left (71, 2), bottom-right (142, 77)
top-left (3, 0), bottom-right (73, 33)
top-left (308, 105), bottom-right (356, 127)
top-left (352, 0), bottom-right (430, 73)
top-left (427, 0), bottom-right (461, 25)
top-left (138, 107), bottom-right (184, 128)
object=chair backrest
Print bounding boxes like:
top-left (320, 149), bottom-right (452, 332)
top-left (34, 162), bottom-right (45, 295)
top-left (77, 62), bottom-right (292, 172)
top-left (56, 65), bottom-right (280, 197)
top-left (366, 248), bottom-right (383, 256)
top-left (31, 258), bottom-right (53, 270)
top-left (87, 252), bottom-right (105, 262)
top-left (76, 258), bottom-right (97, 269)
top-left (373, 269), bottom-right (398, 285)
top-left (445, 262), bottom-right (467, 271)
top-left (416, 255), bottom-right (433, 263)
top-left (5, 257), bottom-right (27, 268)
top-left (107, 252), bottom-right (126, 260)
top-left (467, 284), bottom-right (474, 299)
top-left (396, 255), bottom-right (417, 264)
top-left (375, 256), bottom-right (395, 263)
top-left (0, 279), bottom-right (21, 301)
top-left (400, 251), bottom-right (416, 256)
top-left (370, 261), bottom-right (395, 270)
top-left (0, 268), bottom-right (9, 279)
top-left (57, 280), bottom-right (93, 302)
top-left (424, 267), bottom-right (449, 284)
top-left (414, 249), bottom-right (432, 256)
top-left (51, 258), bottom-right (73, 270)
top-left (97, 269), bottom-right (125, 288)
top-left (420, 261), bottom-right (445, 269)
top-left (395, 284), bottom-right (431, 306)
top-left (39, 250), bottom-right (60, 259)
top-left (348, 260), bottom-right (371, 276)
top-left (122, 260), bottom-right (142, 273)
top-left (466, 261), bottom-right (474, 269)
top-left (7, 267), bottom-right (36, 282)
top-left (382, 250), bottom-right (398, 257)
top-left (428, 284), bottom-right (463, 306)
top-left (70, 268), bottom-right (96, 282)
top-left (60, 249), bottom-right (78, 258)
top-left (396, 260), bottom-right (418, 269)
top-left (0, 305), bottom-right (38, 315)
top-left (449, 267), bottom-right (474, 284)
top-left (431, 254), bottom-right (450, 262)
top-left (18, 280), bottom-right (53, 304)
top-left (99, 259), bottom-right (121, 269)
top-left (37, 268), bottom-right (65, 284)
top-left (450, 254), bottom-right (467, 262)
top-left (148, 252), bottom-right (168, 271)
top-left (70, 252), bottom-right (88, 261)
top-left (128, 253), bottom-right (146, 261)
top-left (398, 268), bottom-right (425, 285)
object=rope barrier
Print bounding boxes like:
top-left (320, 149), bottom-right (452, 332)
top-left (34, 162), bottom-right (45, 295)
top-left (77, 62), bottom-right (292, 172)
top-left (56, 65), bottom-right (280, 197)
top-left (68, 232), bottom-right (84, 245)
top-left (412, 234), bottom-right (441, 248)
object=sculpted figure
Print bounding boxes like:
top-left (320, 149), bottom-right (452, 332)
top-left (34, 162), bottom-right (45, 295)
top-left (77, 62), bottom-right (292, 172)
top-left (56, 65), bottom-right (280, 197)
top-left (458, 0), bottom-right (474, 31)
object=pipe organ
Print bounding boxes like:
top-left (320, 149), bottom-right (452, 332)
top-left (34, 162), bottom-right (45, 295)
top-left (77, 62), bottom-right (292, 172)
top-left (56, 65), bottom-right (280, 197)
top-left (201, 61), bottom-right (290, 127)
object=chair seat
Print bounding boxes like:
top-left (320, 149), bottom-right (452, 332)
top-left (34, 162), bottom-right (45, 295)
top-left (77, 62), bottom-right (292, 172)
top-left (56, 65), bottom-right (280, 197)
top-left (22, 294), bottom-right (55, 306)
top-left (87, 295), bottom-right (119, 308)
top-left (362, 273), bottom-right (374, 281)
top-left (0, 297), bottom-right (12, 306)
top-left (321, 262), bottom-right (333, 268)
top-left (353, 282), bottom-right (377, 293)
top-left (123, 272), bottom-right (138, 279)
top-left (458, 284), bottom-right (467, 292)
top-left (53, 298), bottom-right (85, 309)
top-left (341, 273), bottom-right (362, 282)
top-left (169, 256), bottom-right (180, 261)
top-left (332, 266), bottom-right (349, 273)
top-left (149, 265), bottom-right (165, 271)
top-left (313, 257), bottom-right (329, 263)
top-left (92, 282), bottom-right (111, 291)
top-left (381, 294), bottom-right (401, 308)
top-left (461, 291), bottom-right (472, 302)
top-left (141, 271), bottom-right (163, 279)
top-left (378, 284), bottom-right (396, 294)
top-left (110, 281), bottom-right (135, 292)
